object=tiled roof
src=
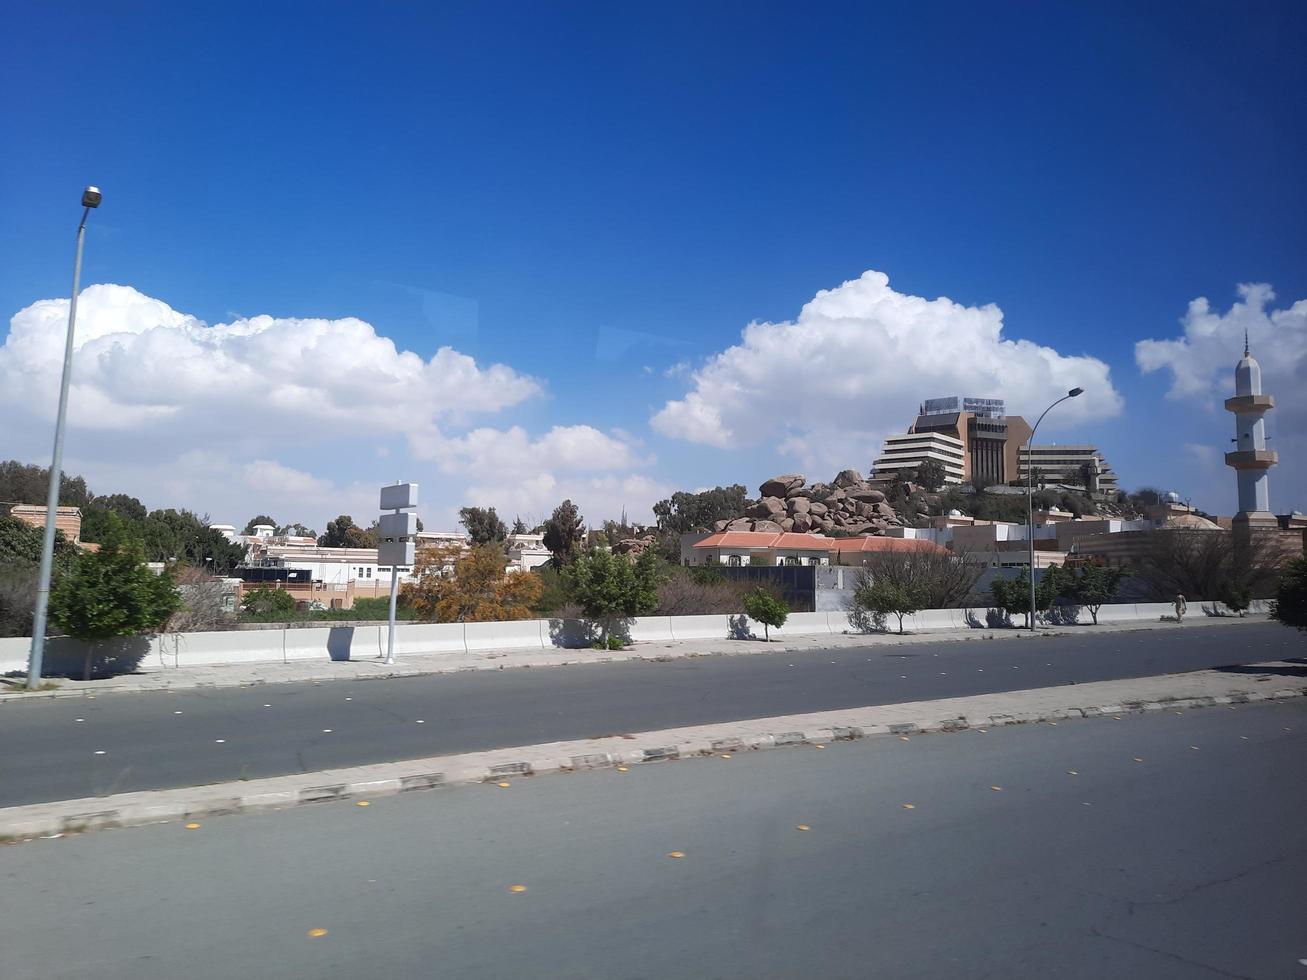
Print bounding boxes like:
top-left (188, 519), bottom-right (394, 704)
top-left (828, 536), bottom-right (951, 555)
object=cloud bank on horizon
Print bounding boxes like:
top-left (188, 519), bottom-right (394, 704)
top-left (0, 284), bottom-right (664, 530)
top-left (651, 270), bottom-right (1125, 472)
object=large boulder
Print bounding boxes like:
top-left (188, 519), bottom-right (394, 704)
top-left (832, 469), bottom-right (864, 488)
top-left (844, 521), bottom-right (874, 535)
top-left (779, 517), bottom-right (795, 531)
top-left (752, 519), bottom-right (784, 533)
top-left (791, 513), bottom-right (812, 532)
top-left (826, 488), bottom-right (847, 503)
top-left (712, 519), bottom-right (730, 532)
top-left (846, 487), bottom-right (886, 503)
top-left (788, 496), bottom-right (810, 515)
top-left (759, 474), bottom-right (804, 497)
top-left (808, 501), bottom-right (829, 517)
top-left (785, 485), bottom-right (809, 499)
top-left (726, 518), bottom-right (753, 531)
top-left (853, 501), bottom-right (876, 519)
top-left (746, 496), bottom-right (786, 519)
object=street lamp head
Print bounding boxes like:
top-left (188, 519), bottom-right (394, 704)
top-left (1068, 387), bottom-right (1084, 397)
top-left (81, 186), bottom-right (102, 208)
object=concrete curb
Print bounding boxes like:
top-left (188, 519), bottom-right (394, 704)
top-left (3, 665), bottom-right (1303, 842)
top-left (0, 614), bottom-right (1271, 703)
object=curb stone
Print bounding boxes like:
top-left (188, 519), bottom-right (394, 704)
top-left (2, 668), bottom-right (1303, 843)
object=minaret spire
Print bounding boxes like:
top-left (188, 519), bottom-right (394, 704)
top-left (1244, 327), bottom-right (1250, 358)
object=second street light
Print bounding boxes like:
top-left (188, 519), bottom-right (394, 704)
top-left (1025, 386), bottom-right (1084, 632)
top-left (27, 186), bottom-right (102, 689)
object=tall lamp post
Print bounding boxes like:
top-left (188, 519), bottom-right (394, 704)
top-left (27, 186), bottom-right (102, 689)
top-left (1025, 386), bottom-right (1084, 632)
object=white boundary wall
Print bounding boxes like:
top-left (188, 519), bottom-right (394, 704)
top-left (0, 600), bottom-right (1270, 676)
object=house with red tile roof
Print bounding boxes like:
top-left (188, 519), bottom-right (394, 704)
top-left (682, 530), bottom-right (952, 568)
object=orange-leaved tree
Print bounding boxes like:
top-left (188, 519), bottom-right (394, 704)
top-left (403, 544), bottom-right (542, 623)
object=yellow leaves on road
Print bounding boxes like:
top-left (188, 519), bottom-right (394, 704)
top-left (795, 824), bottom-right (811, 831)
top-left (667, 851), bottom-right (685, 859)
top-left (307, 928), bottom-right (328, 938)
top-left (184, 822), bottom-right (201, 829)
top-left (901, 803), bottom-right (916, 809)
top-left (509, 884), bottom-right (527, 893)
top-left (355, 801), bottom-right (371, 807)
top-left (496, 782), bottom-right (511, 788)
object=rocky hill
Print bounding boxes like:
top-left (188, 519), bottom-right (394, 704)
top-left (711, 471), bottom-right (903, 536)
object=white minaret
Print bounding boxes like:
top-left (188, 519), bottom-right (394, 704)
top-left (1224, 330), bottom-right (1277, 530)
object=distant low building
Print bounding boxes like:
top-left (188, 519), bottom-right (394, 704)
top-left (7, 504), bottom-right (83, 545)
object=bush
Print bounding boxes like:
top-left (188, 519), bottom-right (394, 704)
top-left (563, 547), bottom-right (662, 642)
top-left (852, 573), bottom-right (923, 634)
top-left (1271, 557), bottom-right (1307, 631)
top-left (655, 567), bottom-right (749, 616)
top-left (241, 587), bottom-right (298, 619)
top-left (742, 586), bottom-right (788, 641)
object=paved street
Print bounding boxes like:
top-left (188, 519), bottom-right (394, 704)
top-left (0, 622), bottom-right (1296, 807)
top-left (2, 699), bottom-right (1303, 979)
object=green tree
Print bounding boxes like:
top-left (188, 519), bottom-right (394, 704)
top-left (742, 586), bottom-right (789, 641)
top-left (652, 485), bottom-right (749, 534)
top-left (48, 514), bottom-right (181, 677)
top-left (240, 587), bottom-right (298, 619)
top-left (0, 515), bottom-right (81, 637)
top-left (543, 499), bottom-right (586, 568)
top-left (1218, 580), bottom-right (1253, 617)
top-left (278, 522), bottom-right (316, 538)
top-left (511, 516), bottom-right (528, 535)
top-left (0, 460), bottom-right (90, 507)
top-left (1060, 563), bottom-right (1124, 624)
top-left (990, 568), bottom-right (1057, 627)
top-left (242, 515), bottom-right (278, 534)
top-left (915, 459), bottom-right (947, 493)
top-left (318, 515), bottom-right (376, 549)
top-left (562, 547), bottom-right (661, 643)
top-left (459, 506), bottom-right (508, 546)
top-left (1270, 557), bottom-right (1307, 632)
top-left (852, 575), bottom-right (923, 634)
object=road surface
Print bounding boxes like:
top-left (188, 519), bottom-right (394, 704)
top-left (0, 621), bottom-right (1295, 807)
top-left (2, 698), bottom-right (1303, 979)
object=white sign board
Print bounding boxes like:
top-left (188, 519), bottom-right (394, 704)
top-left (379, 540), bottom-right (416, 567)
top-left (379, 512), bottom-right (418, 540)
top-left (380, 482), bottom-right (419, 511)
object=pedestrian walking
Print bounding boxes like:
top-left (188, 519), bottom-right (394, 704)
top-left (1174, 593), bottom-right (1187, 623)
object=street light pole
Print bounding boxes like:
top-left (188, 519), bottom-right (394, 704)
top-left (1025, 386), bottom-right (1084, 632)
top-left (27, 187), bottom-right (102, 689)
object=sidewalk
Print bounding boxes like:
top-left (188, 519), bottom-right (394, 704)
top-left (2, 655), bottom-right (1301, 840)
top-left (0, 613), bottom-right (1272, 702)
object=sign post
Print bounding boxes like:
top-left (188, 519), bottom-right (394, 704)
top-left (378, 483), bottom-right (418, 665)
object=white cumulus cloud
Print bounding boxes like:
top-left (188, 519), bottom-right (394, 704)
top-left (1136, 282), bottom-right (1307, 422)
top-left (651, 271), bottom-right (1124, 470)
top-left (1, 284), bottom-right (661, 529)
top-left (0, 284), bottom-right (541, 438)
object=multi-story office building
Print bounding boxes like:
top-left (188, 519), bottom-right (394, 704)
top-left (1017, 445), bottom-right (1119, 493)
top-left (870, 430), bottom-right (967, 484)
top-left (874, 394), bottom-right (1117, 492)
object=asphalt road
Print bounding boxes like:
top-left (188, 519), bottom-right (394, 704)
top-left (2, 699), bottom-right (1303, 980)
top-left (0, 622), bottom-right (1296, 808)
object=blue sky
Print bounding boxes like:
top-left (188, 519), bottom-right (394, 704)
top-left (2, 1), bottom-right (1305, 531)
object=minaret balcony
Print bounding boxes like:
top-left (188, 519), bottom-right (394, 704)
top-left (1225, 449), bottom-right (1278, 469)
top-left (1224, 394), bottom-right (1275, 413)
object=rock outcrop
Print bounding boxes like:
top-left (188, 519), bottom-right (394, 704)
top-left (704, 472), bottom-right (906, 536)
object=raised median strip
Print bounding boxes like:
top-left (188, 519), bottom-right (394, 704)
top-left (2, 661), bottom-right (1302, 841)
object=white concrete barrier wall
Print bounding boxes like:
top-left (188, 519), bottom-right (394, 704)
top-left (0, 636), bottom-right (32, 674)
top-left (464, 620), bottom-right (546, 652)
top-left (9, 598), bottom-right (1271, 676)
top-left (668, 615), bottom-right (734, 641)
top-left (390, 623), bottom-right (466, 656)
top-left (627, 616), bottom-right (675, 643)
